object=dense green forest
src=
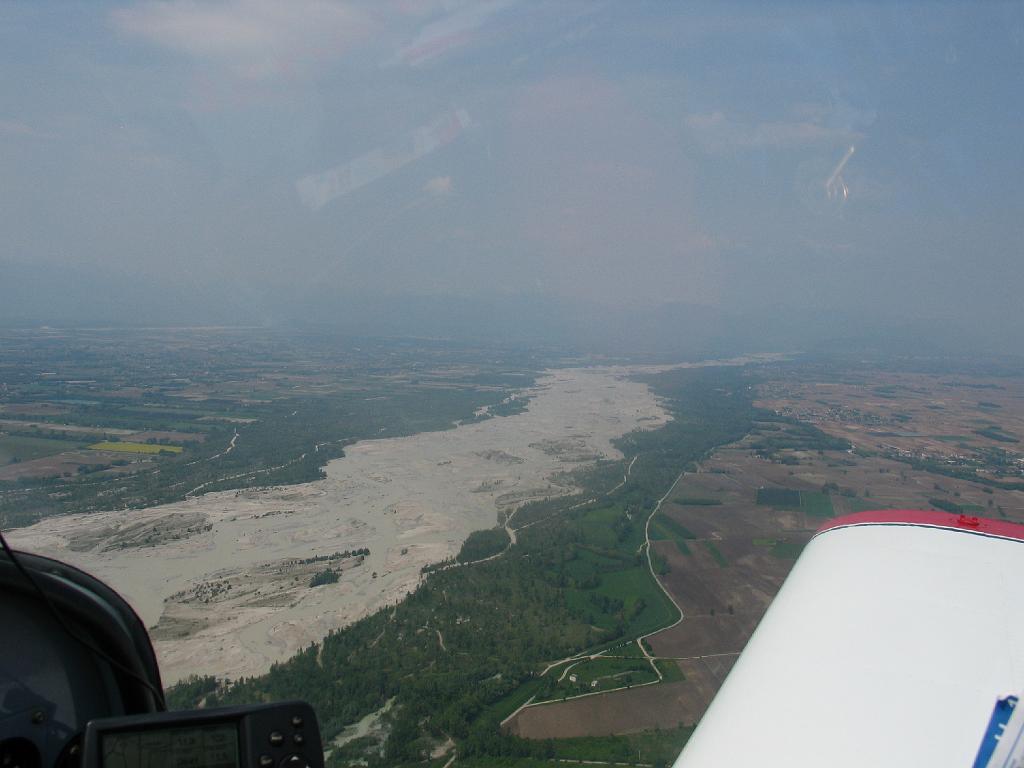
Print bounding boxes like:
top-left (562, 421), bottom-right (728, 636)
top-left (455, 528), bottom-right (511, 563)
top-left (167, 365), bottom-right (759, 767)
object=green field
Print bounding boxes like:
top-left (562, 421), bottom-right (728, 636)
top-left (847, 498), bottom-right (891, 512)
top-left (0, 435), bottom-right (83, 464)
top-left (799, 490), bottom-right (834, 518)
top-left (651, 514), bottom-right (696, 541)
top-left (655, 659), bottom-right (686, 682)
top-left (755, 488), bottom-right (834, 517)
top-left (563, 563), bottom-right (679, 637)
top-left (974, 427), bottom-right (1019, 443)
top-left (702, 540), bottom-right (728, 567)
top-left (755, 536), bottom-right (806, 559)
top-left (607, 639), bottom-right (646, 658)
top-left (484, 676), bottom-right (548, 723)
top-left (650, 507), bottom-right (700, 565)
top-left (770, 538), bottom-right (805, 559)
top-left (648, 520), bottom-right (670, 541)
top-left (89, 441), bottom-right (184, 454)
top-left (756, 487), bottom-right (801, 507)
top-left (547, 656), bottom-right (659, 698)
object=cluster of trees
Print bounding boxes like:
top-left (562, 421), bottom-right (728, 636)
top-left (456, 528), bottom-right (510, 562)
top-left (928, 497), bottom-right (968, 514)
top-left (296, 549), bottom-right (369, 565)
top-left (974, 426), bottom-right (1019, 443)
top-left (893, 453), bottom-right (1024, 492)
top-left (747, 416), bottom-right (851, 459)
top-left (308, 570), bottom-right (341, 587)
top-left (820, 482), bottom-right (858, 498)
top-left (487, 400), bottom-right (528, 418)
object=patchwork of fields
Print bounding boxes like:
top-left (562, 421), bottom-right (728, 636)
top-left (507, 367), bottom-right (1024, 752)
top-left (0, 328), bottom-right (552, 527)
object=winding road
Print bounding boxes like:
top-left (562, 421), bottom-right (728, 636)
top-left (505, 463), bottom-right (690, 723)
top-left (450, 454), bottom-right (641, 570)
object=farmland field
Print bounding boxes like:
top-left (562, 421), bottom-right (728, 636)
top-left (799, 490), bottom-right (834, 517)
top-left (755, 487), bottom-right (800, 507)
top-left (88, 441), bottom-right (184, 454)
top-left (507, 669), bottom-right (717, 739)
top-left (0, 435), bottom-right (84, 464)
top-left (510, 362), bottom-right (1024, 752)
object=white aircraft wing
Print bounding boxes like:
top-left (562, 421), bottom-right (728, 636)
top-left (675, 510), bottom-right (1024, 767)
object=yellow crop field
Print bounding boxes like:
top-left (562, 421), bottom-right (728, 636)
top-left (88, 441), bottom-right (183, 454)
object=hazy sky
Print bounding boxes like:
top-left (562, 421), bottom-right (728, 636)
top-left (1, 2), bottom-right (1022, 339)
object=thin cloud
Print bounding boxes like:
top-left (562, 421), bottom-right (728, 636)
top-left (0, 119), bottom-right (49, 139)
top-left (296, 109), bottom-right (470, 210)
top-left (687, 110), bottom-right (860, 152)
top-left (393, 0), bottom-right (513, 66)
top-left (112, 0), bottom-right (373, 78)
top-left (423, 175), bottom-right (453, 195)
